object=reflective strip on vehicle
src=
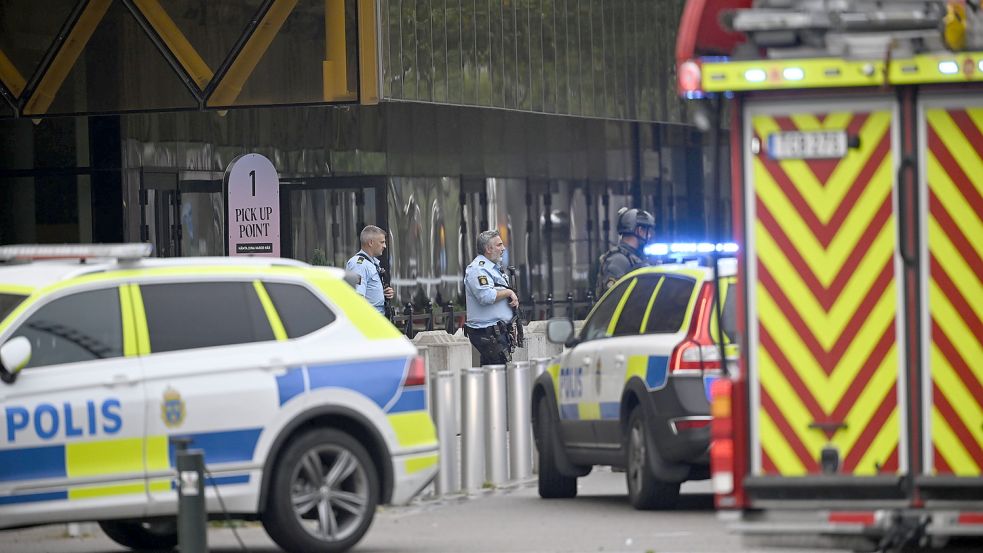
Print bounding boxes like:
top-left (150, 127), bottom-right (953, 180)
top-left (925, 104), bottom-right (983, 477)
top-left (68, 481), bottom-right (145, 500)
top-left (607, 278), bottom-right (638, 336)
top-left (577, 402), bottom-right (600, 421)
top-left (144, 428), bottom-right (262, 473)
top-left (0, 490), bottom-right (67, 505)
top-left (638, 277), bottom-right (665, 332)
top-left (0, 444), bottom-right (66, 482)
top-left (128, 284), bottom-right (151, 354)
top-left (388, 411), bottom-right (437, 448)
top-left (119, 284), bottom-right (139, 356)
top-left (253, 280), bottom-right (287, 341)
top-left (387, 386), bottom-right (425, 413)
top-left (751, 106), bottom-right (902, 477)
top-left (307, 358), bottom-right (407, 410)
top-left (310, 277), bottom-right (402, 341)
top-left (66, 437), bottom-right (143, 477)
top-left (558, 402), bottom-right (620, 421)
top-left (405, 453), bottom-right (438, 475)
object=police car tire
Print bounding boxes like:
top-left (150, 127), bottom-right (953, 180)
top-left (626, 409), bottom-right (680, 510)
top-left (536, 396), bottom-right (577, 499)
top-left (262, 428), bottom-right (378, 553)
top-left (98, 519), bottom-right (178, 551)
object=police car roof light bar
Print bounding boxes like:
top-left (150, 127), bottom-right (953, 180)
top-left (0, 243), bottom-right (154, 262)
top-left (644, 242), bottom-right (739, 257)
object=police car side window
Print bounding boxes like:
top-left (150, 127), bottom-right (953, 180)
top-left (11, 288), bottom-right (123, 368)
top-left (581, 280), bottom-right (632, 341)
top-left (141, 281), bottom-right (274, 353)
top-left (613, 276), bottom-right (661, 336)
top-left (643, 276), bottom-right (696, 334)
top-left (263, 282), bottom-right (336, 338)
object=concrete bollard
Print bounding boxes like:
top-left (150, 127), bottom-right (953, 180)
top-left (508, 361), bottom-right (533, 481)
top-left (484, 364), bottom-right (508, 486)
top-left (431, 369), bottom-right (460, 495)
top-left (461, 367), bottom-right (486, 491)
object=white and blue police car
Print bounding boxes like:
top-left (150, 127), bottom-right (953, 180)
top-left (533, 243), bottom-right (738, 509)
top-left (0, 244), bottom-right (437, 553)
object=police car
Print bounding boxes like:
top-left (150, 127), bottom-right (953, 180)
top-left (533, 243), bottom-right (737, 509)
top-left (0, 244), bottom-right (437, 553)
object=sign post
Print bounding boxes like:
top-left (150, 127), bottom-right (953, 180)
top-left (224, 153), bottom-right (280, 257)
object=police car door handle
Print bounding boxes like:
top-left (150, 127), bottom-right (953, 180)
top-left (104, 373), bottom-right (135, 387)
top-left (263, 358), bottom-right (287, 375)
top-left (614, 354), bottom-right (625, 368)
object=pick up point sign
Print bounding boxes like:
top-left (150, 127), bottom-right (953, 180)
top-left (224, 153), bottom-right (280, 257)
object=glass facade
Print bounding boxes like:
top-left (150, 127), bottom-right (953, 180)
top-left (381, 0), bottom-right (689, 123)
top-left (0, 1), bottom-right (729, 317)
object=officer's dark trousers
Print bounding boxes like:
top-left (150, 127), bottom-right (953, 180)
top-left (466, 327), bottom-right (511, 366)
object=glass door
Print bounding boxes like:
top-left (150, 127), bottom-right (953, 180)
top-left (280, 177), bottom-right (385, 268)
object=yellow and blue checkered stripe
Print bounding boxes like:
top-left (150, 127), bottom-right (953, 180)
top-left (276, 356), bottom-right (436, 473)
top-left (274, 356), bottom-right (424, 414)
top-left (0, 428), bottom-right (259, 505)
top-left (557, 355), bottom-right (671, 421)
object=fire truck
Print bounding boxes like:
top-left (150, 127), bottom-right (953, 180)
top-left (676, 0), bottom-right (983, 549)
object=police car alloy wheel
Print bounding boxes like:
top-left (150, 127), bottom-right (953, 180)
top-left (98, 519), bottom-right (178, 551)
top-left (626, 409), bottom-right (680, 510)
top-left (535, 396), bottom-right (577, 499)
top-left (263, 429), bottom-right (378, 553)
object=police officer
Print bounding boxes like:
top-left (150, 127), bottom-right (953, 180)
top-left (464, 230), bottom-right (519, 365)
top-left (595, 207), bottom-right (655, 297)
top-left (346, 225), bottom-right (394, 315)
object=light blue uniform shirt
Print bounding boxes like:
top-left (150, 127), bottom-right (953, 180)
top-left (464, 254), bottom-right (513, 328)
top-left (346, 250), bottom-right (385, 314)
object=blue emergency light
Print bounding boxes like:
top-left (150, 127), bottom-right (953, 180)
top-left (644, 242), bottom-right (739, 256)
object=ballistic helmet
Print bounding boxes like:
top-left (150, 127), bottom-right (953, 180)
top-left (616, 207), bottom-right (655, 235)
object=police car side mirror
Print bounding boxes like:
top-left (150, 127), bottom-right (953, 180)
top-left (546, 318), bottom-right (574, 345)
top-left (0, 336), bottom-right (31, 384)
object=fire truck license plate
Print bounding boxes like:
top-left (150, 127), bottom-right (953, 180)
top-left (767, 130), bottom-right (848, 160)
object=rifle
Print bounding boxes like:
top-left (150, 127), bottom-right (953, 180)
top-left (381, 255), bottom-right (395, 322)
top-left (507, 266), bottom-right (525, 349)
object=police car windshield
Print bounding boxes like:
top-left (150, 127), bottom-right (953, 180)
top-left (0, 293), bottom-right (26, 323)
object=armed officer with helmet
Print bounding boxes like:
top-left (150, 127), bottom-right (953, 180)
top-left (595, 207), bottom-right (656, 297)
top-left (464, 230), bottom-right (520, 365)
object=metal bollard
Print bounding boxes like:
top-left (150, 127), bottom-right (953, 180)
top-left (484, 364), bottom-right (508, 486)
top-left (508, 361), bottom-right (533, 481)
top-left (432, 369), bottom-right (460, 495)
top-left (173, 438), bottom-right (207, 553)
top-left (461, 367), bottom-right (486, 491)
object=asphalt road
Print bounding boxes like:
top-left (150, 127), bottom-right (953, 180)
top-left (2, 469), bottom-right (975, 553)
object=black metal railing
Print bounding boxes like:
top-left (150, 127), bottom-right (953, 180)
top-left (388, 292), bottom-right (595, 339)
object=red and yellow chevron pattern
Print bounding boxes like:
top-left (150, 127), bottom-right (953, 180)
top-left (752, 109), bottom-right (902, 476)
top-left (926, 106), bottom-right (983, 477)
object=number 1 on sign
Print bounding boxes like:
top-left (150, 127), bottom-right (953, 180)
top-left (249, 170), bottom-right (256, 196)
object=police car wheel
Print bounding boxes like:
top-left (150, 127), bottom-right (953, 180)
top-left (98, 518), bottom-right (178, 551)
top-left (536, 396), bottom-right (577, 499)
top-left (626, 409), bottom-right (680, 510)
top-left (262, 428), bottom-right (378, 553)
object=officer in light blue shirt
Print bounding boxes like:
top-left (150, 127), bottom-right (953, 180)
top-left (346, 225), bottom-right (394, 315)
top-left (464, 230), bottom-right (519, 365)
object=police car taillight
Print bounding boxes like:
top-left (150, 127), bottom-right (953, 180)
top-left (669, 284), bottom-right (721, 372)
top-left (404, 356), bottom-right (426, 387)
top-left (710, 378), bottom-right (735, 500)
